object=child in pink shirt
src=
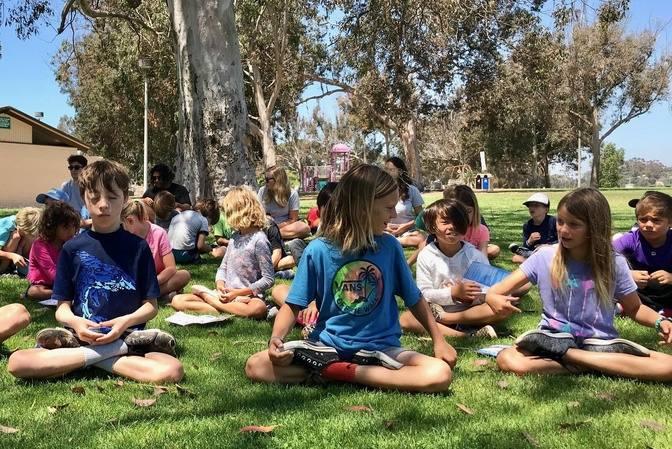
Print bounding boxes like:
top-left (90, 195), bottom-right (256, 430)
top-left (122, 200), bottom-right (191, 299)
top-left (26, 202), bottom-right (80, 300)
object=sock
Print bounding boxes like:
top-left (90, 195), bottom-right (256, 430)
top-left (94, 356), bottom-right (121, 373)
top-left (321, 362), bottom-right (358, 382)
top-left (81, 340), bottom-right (129, 367)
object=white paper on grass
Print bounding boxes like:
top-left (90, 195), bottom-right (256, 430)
top-left (165, 311), bottom-right (232, 326)
top-left (476, 344), bottom-right (511, 358)
top-left (37, 299), bottom-right (58, 307)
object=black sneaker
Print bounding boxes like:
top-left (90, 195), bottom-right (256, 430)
top-left (515, 330), bottom-right (577, 359)
top-left (124, 329), bottom-right (177, 356)
top-left (351, 349), bottom-right (403, 370)
top-left (508, 243), bottom-right (520, 254)
top-left (581, 338), bottom-right (650, 357)
top-left (36, 327), bottom-right (80, 349)
top-left (282, 340), bottom-right (340, 372)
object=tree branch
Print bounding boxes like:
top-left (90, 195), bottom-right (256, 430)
top-left (75, 0), bottom-right (159, 36)
top-left (296, 89), bottom-right (347, 105)
top-left (57, 0), bottom-right (78, 34)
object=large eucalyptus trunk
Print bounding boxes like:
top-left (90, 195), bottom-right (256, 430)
top-left (399, 119), bottom-right (423, 187)
top-left (167, 0), bottom-right (257, 200)
top-left (589, 107), bottom-right (601, 188)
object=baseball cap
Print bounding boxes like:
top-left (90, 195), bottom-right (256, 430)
top-left (36, 188), bottom-right (69, 204)
top-left (629, 191), bottom-right (672, 209)
top-left (523, 192), bottom-right (550, 207)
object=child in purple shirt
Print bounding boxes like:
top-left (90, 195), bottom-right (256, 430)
top-left (613, 191), bottom-right (672, 317)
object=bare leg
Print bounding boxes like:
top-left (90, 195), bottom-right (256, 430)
top-left (487, 244), bottom-right (500, 260)
top-left (0, 303), bottom-right (30, 343)
top-left (271, 284), bottom-right (290, 307)
top-left (245, 350), bottom-right (312, 384)
top-left (171, 293), bottom-right (267, 318)
top-left (496, 346), bottom-right (570, 376)
top-left (511, 254), bottom-right (526, 264)
top-left (107, 352), bottom-right (184, 384)
top-left (399, 310), bottom-right (465, 337)
top-left (26, 284), bottom-right (53, 301)
top-left (397, 231), bottom-right (426, 248)
top-left (159, 270), bottom-right (191, 296)
top-left (279, 221), bottom-right (311, 240)
top-left (211, 246), bottom-right (226, 259)
top-left (277, 255), bottom-right (296, 270)
top-left (171, 293), bottom-right (220, 314)
top-left (563, 348), bottom-right (672, 382)
top-left (438, 303), bottom-right (512, 326)
top-left (7, 347), bottom-right (88, 378)
top-left (216, 298), bottom-right (268, 319)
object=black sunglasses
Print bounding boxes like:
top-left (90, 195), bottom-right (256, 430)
top-left (68, 165), bottom-right (83, 170)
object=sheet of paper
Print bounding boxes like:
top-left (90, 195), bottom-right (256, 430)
top-left (37, 299), bottom-right (58, 307)
top-left (165, 311), bottom-right (232, 326)
top-left (464, 262), bottom-right (510, 290)
top-left (476, 344), bottom-right (511, 358)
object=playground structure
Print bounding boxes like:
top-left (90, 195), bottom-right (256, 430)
top-left (301, 143), bottom-right (352, 192)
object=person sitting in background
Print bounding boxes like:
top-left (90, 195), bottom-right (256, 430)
top-left (142, 163), bottom-right (192, 211)
top-left (0, 207), bottom-right (41, 277)
top-left (161, 192), bottom-right (218, 264)
top-left (258, 166), bottom-right (310, 240)
top-left (60, 154), bottom-right (91, 228)
top-left (508, 193), bottom-right (558, 264)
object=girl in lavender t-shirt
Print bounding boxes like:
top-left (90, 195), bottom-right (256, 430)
top-left (485, 188), bottom-right (672, 382)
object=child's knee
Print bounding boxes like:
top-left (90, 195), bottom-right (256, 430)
top-left (170, 294), bottom-right (190, 310)
top-left (244, 351), bottom-right (269, 381)
top-left (152, 359), bottom-right (184, 384)
top-left (176, 270), bottom-right (191, 286)
top-left (8, 303), bottom-right (30, 328)
top-left (247, 301), bottom-right (268, 319)
top-left (398, 311), bottom-right (415, 330)
top-left (422, 359), bottom-right (453, 392)
top-left (7, 350), bottom-right (31, 377)
top-left (496, 348), bottom-right (525, 375)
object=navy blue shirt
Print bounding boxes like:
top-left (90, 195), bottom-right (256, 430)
top-left (523, 215), bottom-right (558, 249)
top-left (53, 227), bottom-right (160, 329)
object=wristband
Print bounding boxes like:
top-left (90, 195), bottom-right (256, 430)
top-left (655, 316), bottom-right (671, 333)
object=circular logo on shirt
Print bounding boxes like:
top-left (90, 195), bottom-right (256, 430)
top-left (332, 260), bottom-right (383, 316)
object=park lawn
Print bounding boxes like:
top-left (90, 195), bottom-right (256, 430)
top-left (1, 189), bottom-right (672, 449)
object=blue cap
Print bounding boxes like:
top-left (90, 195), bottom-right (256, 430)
top-left (36, 188), bottom-right (70, 204)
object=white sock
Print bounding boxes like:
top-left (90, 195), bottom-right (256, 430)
top-left (81, 340), bottom-right (129, 367)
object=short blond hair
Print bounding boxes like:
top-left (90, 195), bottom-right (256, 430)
top-left (15, 207), bottom-right (41, 236)
top-left (222, 186), bottom-right (266, 230)
top-left (121, 199), bottom-right (150, 222)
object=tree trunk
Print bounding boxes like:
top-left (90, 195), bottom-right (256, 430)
top-left (400, 119), bottom-right (423, 187)
top-left (589, 107), bottom-right (601, 188)
top-left (167, 0), bottom-right (256, 200)
top-left (250, 60), bottom-right (277, 169)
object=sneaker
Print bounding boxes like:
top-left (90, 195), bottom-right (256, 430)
top-left (514, 329), bottom-right (577, 359)
top-left (508, 243), bottom-right (520, 254)
top-left (286, 239), bottom-right (307, 263)
top-left (351, 349), bottom-right (404, 370)
top-left (124, 329), bottom-right (177, 356)
top-left (282, 340), bottom-right (340, 372)
top-left (36, 327), bottom-right (80, 349)
top-left (581, 338), bottom-right (650, 357)
top-left (429, 302), bottom-right (444, 321)
top-left (472, 325), bottom-right (498, 339)
top-left (266, 305), bottom-right (279, 321)
top-left (274, 269), bottom-right (295, 280)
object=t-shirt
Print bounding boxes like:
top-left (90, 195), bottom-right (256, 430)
top-left (168, 210), bottom-right (209, 251)
top-left (286, 234), bottom-right (421, 355)
top-left (416, 241), bottom-right (488, 309)
top-left (144, 223), bottom-right (172, 274)
top-left (155, 210), bottom-right (178, 231)
top-left (212, 214), bottom-right (233, 239)
top-left (257, 187), bottom-right (300, 224)
top-left (464, 224), bottom-right (490, 249)
top-left (307, 207), bottom-right (320, 231)
top-left (613, 229), bottom-right (672, 273)
top-left (142, 183), bottom-right (192, 206)
top-left (27, 238), bottom-right (60, 286)
top-left (265, 220), bottom-right (286, 257)
top-left (61, 179), bottom-right (87, 217)
top-left (52, 228), bottom-right (160, 329)
top-left (389, 185), bottom-right (423, 226)
top-left (215, 230), bottom-right (274, 295)
top-left (520, 246), bottom-right (637, 339)
top-left (523, 215), bottom-right (558, 248)
top-left (0, 215), bottom-right (16, 247)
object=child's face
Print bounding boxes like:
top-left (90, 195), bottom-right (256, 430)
top-left (557, 206), bottom-right (588, 251)
top-left (384, 162), bottom-right (400, 179)
top-left (527, 203), bottom-right (548, 221)
top-left (84, 181), bottom-right (127, 233)
top-left (56, 224), bottom-right (78, 243)
top-left (122, 216), bottom-right (144, 237)
top-left (372, 190), bottom-right (399, 235)
top-left (637, 208), bottom-right (670, 242)
top-left (434, 217), bottom-right (463, 247)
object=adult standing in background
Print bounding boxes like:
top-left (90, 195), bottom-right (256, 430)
top-left (142, 163), bottom-right (192, 211)
top-left (258, 166), bottom-right (310, 240)
top-left (60, 154), bottom-right (91, 227)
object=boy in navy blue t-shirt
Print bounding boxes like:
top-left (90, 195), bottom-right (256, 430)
top-left (508, 193), bottom-right (557, 263)
top-left (8, 161), bottom-right (183, 384)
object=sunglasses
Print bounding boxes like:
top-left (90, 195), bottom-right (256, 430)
top-left (68, 165), bottom-right (83, 170)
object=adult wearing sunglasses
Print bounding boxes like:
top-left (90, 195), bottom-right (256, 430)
top-left (60, 154), bottom-right (92, 228)
top-left (257, 166), bottom-right (310, 240)
top-left (142, 163), bottom-right (192, 212)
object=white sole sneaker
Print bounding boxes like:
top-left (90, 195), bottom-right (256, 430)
top-left (351, 349), bottom-right (404, 370)
top-left (581, 337), bottom-right (650, 357)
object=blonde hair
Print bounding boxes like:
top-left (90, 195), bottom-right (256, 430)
top-left (319, 164), bottom-right (397, 254)
top-left (121, 200), bottom-right (150, 222)
top-left (443, 185), bottom-right (481, 230)
top-left (264, 166), bottom-right (291, 208)
top-left (222, 186), bottom-right (266, 230)
top-left (551, 188), bottom-right (614, 305)
top-left (15, 207), bottom-right (41, 236)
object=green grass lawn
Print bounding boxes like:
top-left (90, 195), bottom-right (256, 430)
top-left (1, 189), bottom-right (672, 449)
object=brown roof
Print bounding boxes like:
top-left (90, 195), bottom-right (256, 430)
top-left (0, 106), bottom-right (90, 152)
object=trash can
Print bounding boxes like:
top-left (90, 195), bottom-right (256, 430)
top-left (475, 174), bottom-right (482, 190)
top-left (482, 175), bottom-right (490, 191)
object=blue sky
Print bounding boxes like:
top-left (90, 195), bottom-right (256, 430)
top-left (1, 0), bottom-right (670, 164)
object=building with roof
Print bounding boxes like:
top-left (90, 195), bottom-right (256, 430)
top-left (0, 106), bottom-right (93, 208)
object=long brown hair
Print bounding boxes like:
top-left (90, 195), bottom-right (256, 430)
top-left (443, 185), bottom-right (481, 230)
top-left (551, 188), bottom-right (614, 304)
top-left (319, 164), bottom-right (397, 254)
top-left (263, 166), bottom-right (291, 208)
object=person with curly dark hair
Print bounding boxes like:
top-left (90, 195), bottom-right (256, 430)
top-left (141, 163), bottom-right (192, 211)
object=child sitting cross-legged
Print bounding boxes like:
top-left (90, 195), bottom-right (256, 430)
top-left (400, 199), bottom-right (513, 339)
top-left (508, 193), bottom-right (558, 263)
top-left (486, 188), bottom-right (672, 381)
top-left (0, 207), bottom-right (41, 277)
top-left (171, 187), bottom-right (274, 319)
top-left (245, 164), bottom-right (455, 392)
top-left (8, 161), bottom-right (183, 384)
top-left (121, 200), bottom-right (191, 300)
top-left (26, 201), bottom-right (80, 300)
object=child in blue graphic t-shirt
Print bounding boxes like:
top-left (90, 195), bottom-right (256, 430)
top-left (486, 188), bottom-right (672, 381)
top-left (245, 164), bottom-right (456, 392)
top-left (8, 161), bottom-right (183, 384)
